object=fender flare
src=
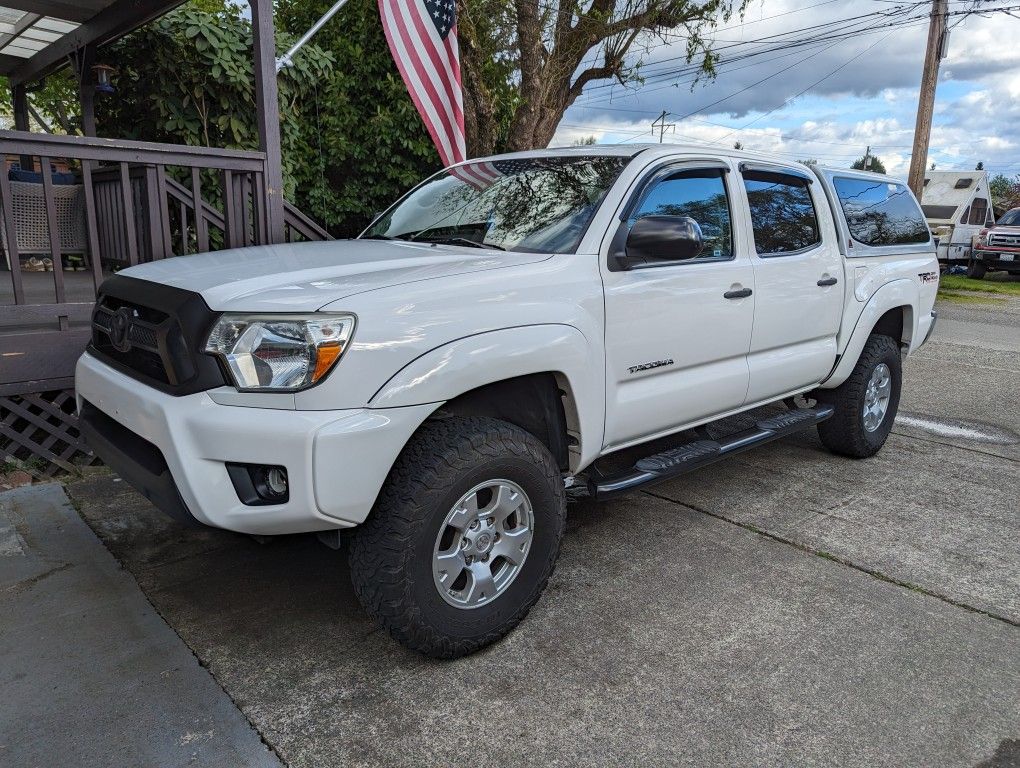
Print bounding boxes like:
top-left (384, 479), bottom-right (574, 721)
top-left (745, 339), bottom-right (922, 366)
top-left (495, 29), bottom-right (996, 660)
top-left (821, 279), bottom-right (917, 389)
top-left (369, 324), bottom-right (604, 471)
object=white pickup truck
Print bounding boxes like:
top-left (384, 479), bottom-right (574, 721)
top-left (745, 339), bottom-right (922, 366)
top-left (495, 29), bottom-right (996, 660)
top-left (76, 145), bottom-right (938, 657)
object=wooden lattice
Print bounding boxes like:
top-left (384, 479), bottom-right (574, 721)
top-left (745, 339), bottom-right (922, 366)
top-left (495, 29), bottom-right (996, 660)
top-left (0, 389), bottom-right (100, 478)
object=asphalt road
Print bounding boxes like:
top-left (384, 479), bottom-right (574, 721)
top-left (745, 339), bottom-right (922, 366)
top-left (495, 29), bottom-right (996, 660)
top-left (56, 291), bottom-right (1020, 767)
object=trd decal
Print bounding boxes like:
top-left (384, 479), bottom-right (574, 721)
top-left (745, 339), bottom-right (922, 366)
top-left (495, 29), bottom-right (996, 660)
top-left (918, 271), bottom-right (939, 284)
top-left (628, 359), bottom-right (674, 374)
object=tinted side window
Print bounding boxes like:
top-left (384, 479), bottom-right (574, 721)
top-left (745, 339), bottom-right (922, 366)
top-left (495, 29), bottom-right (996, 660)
top-left (833, 177), bottom-right (930, 246)
top-left (630, 169), bottom-right (733, 260)
top-left (742, 171), bottom-right (820, 254)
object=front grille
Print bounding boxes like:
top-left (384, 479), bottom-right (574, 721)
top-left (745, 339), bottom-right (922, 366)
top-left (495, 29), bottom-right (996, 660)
top-left (92, 297), bottom-right (178, 384)
top-left (88, 275), bottom-right (227, 395)
top-left (988, 232), bottom-right (1020, 248)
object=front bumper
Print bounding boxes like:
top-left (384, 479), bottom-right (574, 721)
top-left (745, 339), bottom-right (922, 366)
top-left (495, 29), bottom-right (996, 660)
top-left (75, 352), bottom-right (436, 535)
top-left (974, 248), bottom-right (1020, 271)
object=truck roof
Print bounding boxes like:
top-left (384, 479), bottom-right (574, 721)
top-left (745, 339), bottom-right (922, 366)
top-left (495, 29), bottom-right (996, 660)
top-left (458, 144), bottom-right (906, 184)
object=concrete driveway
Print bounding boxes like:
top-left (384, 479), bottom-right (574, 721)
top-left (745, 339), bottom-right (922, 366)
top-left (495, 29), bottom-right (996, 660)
top-left (9, 289), bottom-right (1020, 767)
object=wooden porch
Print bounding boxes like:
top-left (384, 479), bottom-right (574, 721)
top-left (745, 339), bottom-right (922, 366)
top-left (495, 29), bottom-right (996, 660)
top-left (0, 0), bottom-right (330, 476)
top-left (0, 130), bottom-right (329, 388)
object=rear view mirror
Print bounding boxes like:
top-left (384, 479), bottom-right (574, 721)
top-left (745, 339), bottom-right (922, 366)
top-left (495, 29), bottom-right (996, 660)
top-left (614, 215), bottom-right (704, 269)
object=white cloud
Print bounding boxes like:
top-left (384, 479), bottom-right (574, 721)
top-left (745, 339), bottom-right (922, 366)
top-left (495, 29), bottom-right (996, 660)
top-left (554, 0), bottom-right (1020, 177)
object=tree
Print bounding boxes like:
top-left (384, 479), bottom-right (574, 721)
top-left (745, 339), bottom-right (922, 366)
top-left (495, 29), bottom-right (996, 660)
top-left (989, 173), bottom-right (1020, 212)
top-left (572, 135), bottom-right (598, 145)
top-left (459, 0), bottom-right (747, 155)
top-left (975, 161), bottom-right (984, 170)
top-left (274, 0), bottom-right (443, 234)
top-left (2, 0), bottom-right (441, 236)
top-left (94, 3), bottom-right (334, 207)
top-left (852, 154), bottom-right (886, 174)
top-left (732, 141), bottom-right (743, 150)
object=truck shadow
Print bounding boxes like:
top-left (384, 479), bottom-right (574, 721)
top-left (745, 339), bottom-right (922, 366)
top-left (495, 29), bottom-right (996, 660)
top-left (66, 469), bottom-right (709, 663)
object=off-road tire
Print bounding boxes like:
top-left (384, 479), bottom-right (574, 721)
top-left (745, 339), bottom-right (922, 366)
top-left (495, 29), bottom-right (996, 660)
top-left (348, 416), bottom-right (566, 658)
top-left (966, 258), bottom-right (987, 279)
top-left (815, 334), bottom-right (901, 459)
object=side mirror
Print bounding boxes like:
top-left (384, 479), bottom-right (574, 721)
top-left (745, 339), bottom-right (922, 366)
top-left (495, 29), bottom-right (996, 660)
top-left (613, 215), bottom-right (704, 269)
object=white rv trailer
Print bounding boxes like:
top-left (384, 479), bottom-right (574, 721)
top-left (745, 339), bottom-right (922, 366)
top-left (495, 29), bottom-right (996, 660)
top-left (920, 170), bottom-right (994, 266)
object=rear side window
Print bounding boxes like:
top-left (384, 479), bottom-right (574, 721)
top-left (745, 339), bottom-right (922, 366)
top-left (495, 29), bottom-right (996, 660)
top-left (630, 168), bottom-right (733, 260)
top-left (833, 177), bottom-right (930, 246)
top-left (742, 171), bottom-right (820, 255)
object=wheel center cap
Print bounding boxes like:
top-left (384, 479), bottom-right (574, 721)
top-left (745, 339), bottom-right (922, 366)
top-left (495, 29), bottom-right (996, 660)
top-left (474, 532), bottom-right (493, 553)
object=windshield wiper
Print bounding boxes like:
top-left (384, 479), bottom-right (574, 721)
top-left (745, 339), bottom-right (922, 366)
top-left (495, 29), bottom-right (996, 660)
top-left (420, 236), bottom-right (505, 251)
top-left (362, 233), bottom-right (395, 240)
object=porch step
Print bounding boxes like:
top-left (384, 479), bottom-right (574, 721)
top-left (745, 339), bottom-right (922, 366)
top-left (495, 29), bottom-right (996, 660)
top-left (591, 405), bottom-right (835, 500)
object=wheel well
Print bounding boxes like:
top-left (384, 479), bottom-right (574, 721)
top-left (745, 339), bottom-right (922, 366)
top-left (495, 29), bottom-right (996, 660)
top-left (872, 305), bottom-right (911, 347)
top-left (436, 373), bottom-right (574, 472)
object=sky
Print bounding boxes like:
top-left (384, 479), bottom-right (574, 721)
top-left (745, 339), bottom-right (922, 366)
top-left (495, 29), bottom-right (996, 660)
top-left (549, 0), bottom-right (1020, 179)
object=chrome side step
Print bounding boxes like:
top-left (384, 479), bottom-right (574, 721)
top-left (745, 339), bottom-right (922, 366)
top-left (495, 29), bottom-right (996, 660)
top-left (591, 405), bottom-right (835, 500)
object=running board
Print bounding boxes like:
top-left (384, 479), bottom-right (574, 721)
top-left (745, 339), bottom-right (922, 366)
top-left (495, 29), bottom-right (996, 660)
top-left (591, 405), bottom-right (835, 500)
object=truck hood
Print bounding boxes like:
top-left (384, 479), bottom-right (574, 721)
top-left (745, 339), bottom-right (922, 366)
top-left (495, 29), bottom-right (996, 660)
top-left (118, 240), bottom-right (551, 312)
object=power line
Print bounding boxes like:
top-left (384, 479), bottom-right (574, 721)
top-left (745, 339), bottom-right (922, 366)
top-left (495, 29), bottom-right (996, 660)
top-left (578, 2), bottom-right (1019, 105)
top-left (584, 3), bottom-right (923, 90)
top-left (576, 11), bottom-right (929, 106)
top-left (711, 26), bottom-right (903, 145)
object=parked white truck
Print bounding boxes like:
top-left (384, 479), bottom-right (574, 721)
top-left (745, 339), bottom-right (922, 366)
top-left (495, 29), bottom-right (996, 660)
top-left (76, 145), bottom-right (938, 657)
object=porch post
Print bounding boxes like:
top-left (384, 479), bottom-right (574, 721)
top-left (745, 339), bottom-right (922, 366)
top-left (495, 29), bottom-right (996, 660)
top-left (77, 44), bottom-right (98, 137)
top-left (12, 84), bottom-right (34, 170)
top-left (250, 0), bottom-right (286, 243)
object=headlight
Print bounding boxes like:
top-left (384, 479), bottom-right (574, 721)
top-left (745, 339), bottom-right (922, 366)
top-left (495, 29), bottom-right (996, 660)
top-left (205, 314), bottom-right (355, 391)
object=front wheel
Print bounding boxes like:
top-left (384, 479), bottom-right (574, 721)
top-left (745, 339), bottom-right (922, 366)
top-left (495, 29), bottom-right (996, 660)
top-left (815, 334), bottom-right (902, 458)
top-left (966, 258), bottom-right (987, 279)
top-left (349, 416), bottom-right (566, 658)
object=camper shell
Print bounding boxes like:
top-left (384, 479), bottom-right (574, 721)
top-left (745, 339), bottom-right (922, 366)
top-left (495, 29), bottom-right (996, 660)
top-left (920, 170), bottom-right (994, 265)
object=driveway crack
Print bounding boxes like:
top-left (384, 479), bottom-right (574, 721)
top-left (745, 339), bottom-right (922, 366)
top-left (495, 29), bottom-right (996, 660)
top-left (644, 490), bottom-right (1019, 628)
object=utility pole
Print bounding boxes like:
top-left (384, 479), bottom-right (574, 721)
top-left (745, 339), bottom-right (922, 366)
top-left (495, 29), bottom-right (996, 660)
top-left (652, 110), bottom-right (675, 143)
top-left (863, 145), bottom-right (872, 171)
top-left (907, 0), bottom-right (949, 198)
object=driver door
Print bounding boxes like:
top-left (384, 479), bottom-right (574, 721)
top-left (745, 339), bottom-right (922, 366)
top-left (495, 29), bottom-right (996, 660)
top-left (601, 161), bottom-right (755, 450)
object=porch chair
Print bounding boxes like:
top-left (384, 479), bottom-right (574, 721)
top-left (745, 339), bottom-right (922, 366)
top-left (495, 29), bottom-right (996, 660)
top-left (1, 169), bottom-right (88, 271)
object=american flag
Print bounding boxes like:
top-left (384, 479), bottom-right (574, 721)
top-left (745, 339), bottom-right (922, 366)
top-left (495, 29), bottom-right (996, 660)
top-left (449, 157), bottom-right (566, 190)
top-left (379, 0), bottom-right (466, 167)
top-left (448, 159), bottom-right (505, 190)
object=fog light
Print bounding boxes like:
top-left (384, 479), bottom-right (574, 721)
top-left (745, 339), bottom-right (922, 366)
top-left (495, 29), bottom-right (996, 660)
top-left (226, 463), bottom-right (290, 506)
top-left (264, 467), bottom-right (288, 497)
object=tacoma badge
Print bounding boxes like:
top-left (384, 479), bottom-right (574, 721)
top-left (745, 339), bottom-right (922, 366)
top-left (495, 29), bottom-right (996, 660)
top-left (628, 359), bottom-right (674, 374)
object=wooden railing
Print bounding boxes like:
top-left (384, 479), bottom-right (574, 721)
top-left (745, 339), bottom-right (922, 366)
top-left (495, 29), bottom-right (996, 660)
top-left (0, 129), bottom-right (331, 393)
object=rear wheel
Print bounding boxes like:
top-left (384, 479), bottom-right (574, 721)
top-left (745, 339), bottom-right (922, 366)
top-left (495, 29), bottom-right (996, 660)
top-left (815, 334), bottom-right (901, 458)
top-left (966, 258), bottom-right (987, 279)
top-left (349, 416), bottom-right (565, 658)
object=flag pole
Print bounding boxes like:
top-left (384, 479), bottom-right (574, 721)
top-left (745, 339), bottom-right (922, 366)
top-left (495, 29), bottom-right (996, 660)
top-left (276, 0), bottom-right (352, 72)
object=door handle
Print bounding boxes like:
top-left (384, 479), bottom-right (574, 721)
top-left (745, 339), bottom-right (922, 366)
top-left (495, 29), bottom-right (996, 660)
top-left (723, 288), bottom-right (752, 299)
top-left (817, 276), bottom-right (838, 286)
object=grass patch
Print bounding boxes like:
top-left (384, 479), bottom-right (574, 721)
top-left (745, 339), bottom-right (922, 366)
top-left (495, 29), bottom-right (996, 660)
top-left (939, 273), bottom-right (1020, 296)
top-left (937, 289), bottom-right (1007, 306)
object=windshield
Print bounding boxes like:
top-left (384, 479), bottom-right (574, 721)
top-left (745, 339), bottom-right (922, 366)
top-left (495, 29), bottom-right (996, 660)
top-left (997, 209), bottom-right (1020, 226)
top-left (363, 156), bottom-right (629, 254)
